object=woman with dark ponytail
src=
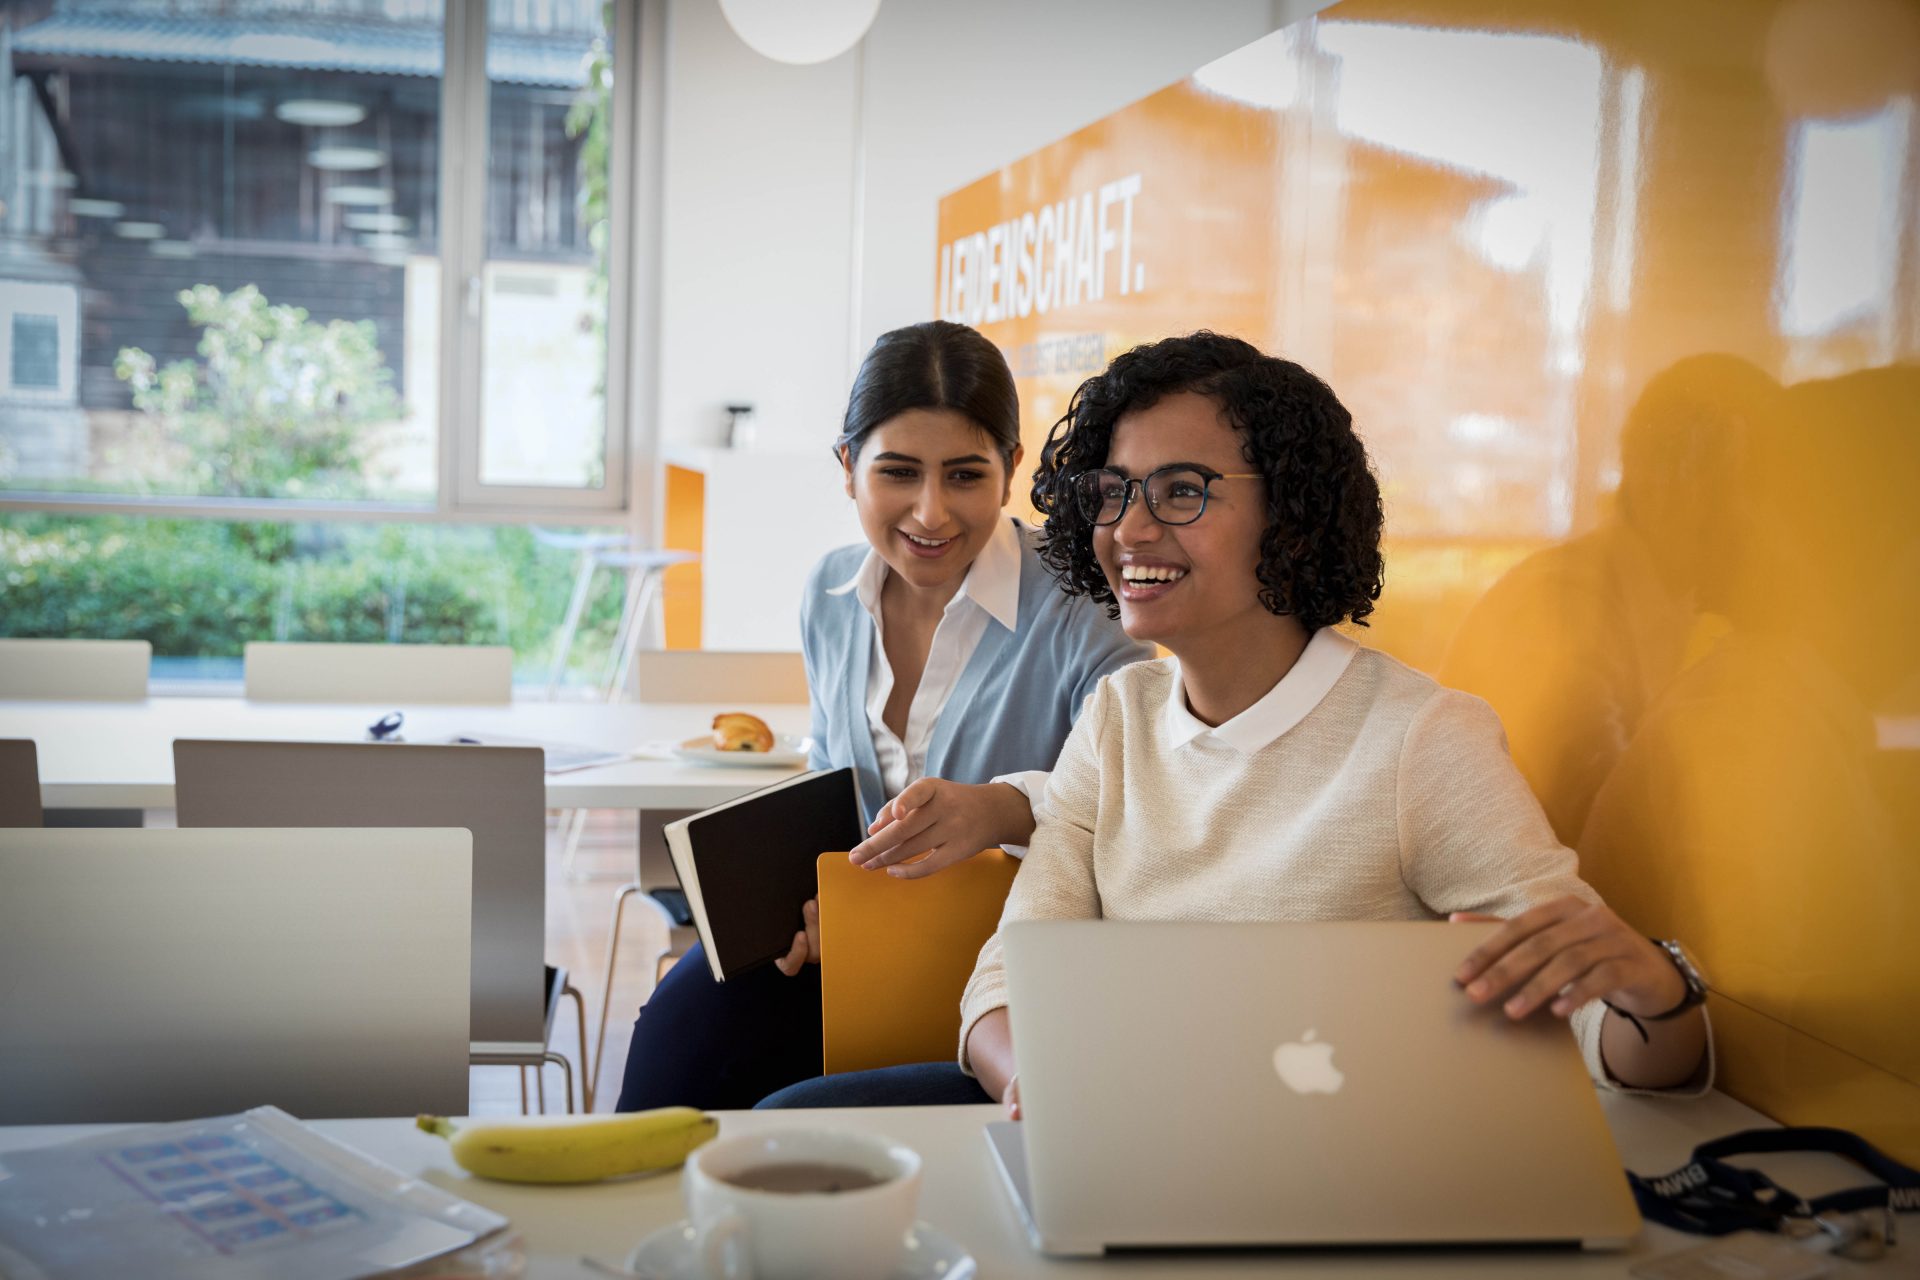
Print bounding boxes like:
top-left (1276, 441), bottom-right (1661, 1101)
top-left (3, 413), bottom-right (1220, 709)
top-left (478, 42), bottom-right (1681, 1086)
top-left (616, 320), bottom-right (1151, 1111)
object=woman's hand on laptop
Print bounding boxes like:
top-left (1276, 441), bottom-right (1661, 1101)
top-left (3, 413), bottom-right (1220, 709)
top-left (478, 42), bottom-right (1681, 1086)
top-left (847, 779), bottom-right (1035, 879)
top-left (773, 898), bottom-right (822, 977)
top-left (1449, 896), bottom-right (1685, 1023)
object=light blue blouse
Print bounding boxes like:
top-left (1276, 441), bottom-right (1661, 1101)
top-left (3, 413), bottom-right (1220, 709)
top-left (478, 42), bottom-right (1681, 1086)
top-left (799, 519), bottom-right (1154, 826)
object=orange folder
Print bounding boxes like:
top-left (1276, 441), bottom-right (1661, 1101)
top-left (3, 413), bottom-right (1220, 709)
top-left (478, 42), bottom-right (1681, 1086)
top-left (815, 849), bottom-right (1019, 1077)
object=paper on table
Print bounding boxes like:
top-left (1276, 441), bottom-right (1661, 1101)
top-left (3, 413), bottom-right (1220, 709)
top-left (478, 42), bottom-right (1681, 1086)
top-left (0, 1107), bottom-right (507, 1280)
top-left (447, 733), bottom-right (633, 773)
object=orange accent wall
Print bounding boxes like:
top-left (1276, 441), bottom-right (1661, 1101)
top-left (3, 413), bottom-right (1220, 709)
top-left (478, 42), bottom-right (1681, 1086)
top-left (938, 0), bottom-right (1920, 1156)
top-left (662, 464), bottom-right (705, 650)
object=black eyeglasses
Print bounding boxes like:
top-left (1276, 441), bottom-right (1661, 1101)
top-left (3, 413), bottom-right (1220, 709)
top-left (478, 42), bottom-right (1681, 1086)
top-left (1071, 465), bottom-right (1262, 527)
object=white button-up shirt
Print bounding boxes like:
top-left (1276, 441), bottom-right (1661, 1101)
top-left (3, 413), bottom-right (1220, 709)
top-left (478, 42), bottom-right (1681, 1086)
top-left (827, 516), bottom-right (1045, 850)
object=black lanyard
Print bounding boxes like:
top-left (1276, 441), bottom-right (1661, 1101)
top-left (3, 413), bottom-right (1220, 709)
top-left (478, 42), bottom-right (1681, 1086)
top-left (1629, 1126), bottom-right (1920, 1238)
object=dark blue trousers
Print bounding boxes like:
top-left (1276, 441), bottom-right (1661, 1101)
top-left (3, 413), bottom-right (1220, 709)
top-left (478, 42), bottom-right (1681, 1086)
top-left (755, 1063), bottom-right (994, 1109)
top-left (615, 942), bottom-right (824, 1112)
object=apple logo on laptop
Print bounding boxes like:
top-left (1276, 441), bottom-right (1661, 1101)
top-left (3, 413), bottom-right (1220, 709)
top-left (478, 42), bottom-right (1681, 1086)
top-left (1273, 1029), bottom-right (1344, 1095)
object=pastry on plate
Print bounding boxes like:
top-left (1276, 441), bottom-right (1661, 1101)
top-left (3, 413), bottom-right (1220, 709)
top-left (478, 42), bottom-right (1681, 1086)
top-left (711, 711), bottom-right (775, 753)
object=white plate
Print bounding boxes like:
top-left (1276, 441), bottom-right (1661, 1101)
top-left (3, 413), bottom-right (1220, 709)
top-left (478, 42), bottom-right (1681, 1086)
top-left (671, 733), bottom-right (810, 768)
top-left (624, 1219), bottom-right (975, 1280)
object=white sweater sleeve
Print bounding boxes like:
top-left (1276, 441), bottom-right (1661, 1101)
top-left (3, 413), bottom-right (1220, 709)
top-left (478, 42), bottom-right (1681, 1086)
top-left (1396, 687), bottom-right (1713, 1094)
top-left (957, 681), bottom-right (1108, 1072)
top-left (1394, 687), bottom-right (1599, 917)
top-left (984, 768), bottom-right (1051, 857)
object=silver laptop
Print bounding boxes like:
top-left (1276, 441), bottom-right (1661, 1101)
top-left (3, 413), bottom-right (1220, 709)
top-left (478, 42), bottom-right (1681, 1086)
top-left (0, 827), bottom-right (471, 1123)
top-left (987, 920), bottom-right (1640, 1255)
top-left (174, 739), bottom-right (546, 1053)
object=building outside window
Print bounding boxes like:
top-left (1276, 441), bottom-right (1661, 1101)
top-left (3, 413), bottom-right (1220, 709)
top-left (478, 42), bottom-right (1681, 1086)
top-left (0, 0), bottom-right (639, 685)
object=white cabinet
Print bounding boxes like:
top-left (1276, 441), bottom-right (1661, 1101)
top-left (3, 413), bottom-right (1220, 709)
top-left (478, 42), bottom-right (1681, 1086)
top-left (660, 447), bottom-right (866, 651)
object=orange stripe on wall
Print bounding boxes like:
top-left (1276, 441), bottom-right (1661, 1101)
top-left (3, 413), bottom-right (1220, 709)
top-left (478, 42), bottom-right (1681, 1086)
top-left (662, 464), bottom-right (704, 651)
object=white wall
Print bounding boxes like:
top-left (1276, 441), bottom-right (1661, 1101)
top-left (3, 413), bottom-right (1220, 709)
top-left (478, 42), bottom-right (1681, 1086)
top-left (654, 0), bottom-right (862, 457)
top-left (654, 0), bottom-right (1314, 459)
top-left (651, 0), bottom-right (1334, 647)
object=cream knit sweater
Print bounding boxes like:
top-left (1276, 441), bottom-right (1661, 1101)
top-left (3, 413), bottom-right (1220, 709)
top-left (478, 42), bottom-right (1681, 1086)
top-left (959, 638), bottom-right (1712, 1093)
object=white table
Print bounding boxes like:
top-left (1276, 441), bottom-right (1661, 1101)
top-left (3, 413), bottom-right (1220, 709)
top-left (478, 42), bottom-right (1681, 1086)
top-left (0, 697), bottom-right (811, 811)
top-left (2, 1098), bottom-right (1910, 1278)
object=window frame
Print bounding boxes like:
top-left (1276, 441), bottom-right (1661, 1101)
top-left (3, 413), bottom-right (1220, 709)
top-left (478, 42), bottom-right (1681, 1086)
top-left (0, 0), bottom-right (651, 529)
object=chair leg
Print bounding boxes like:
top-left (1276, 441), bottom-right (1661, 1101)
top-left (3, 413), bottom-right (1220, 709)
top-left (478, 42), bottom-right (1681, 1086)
top-left (546, 549), bottom-right (599, 699)
top-left (519, 1066), bottom-right (529, 1116)
top-left (599, 565), bottom-right (649, 697)
top-left (558, 807), bottom-right (591, 879)
top-left (607, 568), bottom-right (667, 699)
top-left (536, 1060), bottom-right (548, 1114)
top-left (592, 880), bottom-right (641, 1101)
top-left (564, 981), bottom-right (592, 1112)
top-left (544, 1051), bottom-right (578, 1114)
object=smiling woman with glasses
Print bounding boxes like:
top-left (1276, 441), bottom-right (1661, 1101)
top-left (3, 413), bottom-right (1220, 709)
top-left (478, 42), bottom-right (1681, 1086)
top-left (760, 330), bottom-right (1712, 1116)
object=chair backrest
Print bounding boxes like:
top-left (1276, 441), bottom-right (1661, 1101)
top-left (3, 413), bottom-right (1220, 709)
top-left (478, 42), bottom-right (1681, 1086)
top-left (173, 740), bottom-right (545, 1046)
top-left (0, 639), bottom-right (150, 700)
top-left (816, 848), bottom-right (1019, 1075)
top-left (0, 739), bottom-right (41, 827)
top-left (0, 826), bottom-right (471, 1123)
top-left (634, 649), bottom-right (808, 704)
top-left (243, 642), bottom-right (512, 704)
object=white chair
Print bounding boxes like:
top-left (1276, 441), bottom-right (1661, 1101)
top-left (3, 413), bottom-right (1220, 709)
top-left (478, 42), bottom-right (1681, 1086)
top-left (0, 826), bottom-right (472, 1123)
top-left (589, 649), bottom-right (809, 1097)
top-left (0, 638), bottom-right (150, 700)
top-left (173, 739), bottom-right (589, 1113)
top-left (632, 649), bottom-right (811, 704)
top-left (0, 643), bottom-right (148, 826)
top-left (243, 641), bottom-right (512, 704)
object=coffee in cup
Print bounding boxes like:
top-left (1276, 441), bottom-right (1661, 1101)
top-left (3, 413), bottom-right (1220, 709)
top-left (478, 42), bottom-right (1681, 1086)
top-left (719, 1161), bottom-right (889, 1194)
top-left (684, 1127), bottom-right (921, 1280)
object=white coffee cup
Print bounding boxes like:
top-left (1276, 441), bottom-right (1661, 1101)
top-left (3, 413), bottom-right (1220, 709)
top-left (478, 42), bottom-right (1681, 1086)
top-left (683, 1127), bottom-right (922, 1280)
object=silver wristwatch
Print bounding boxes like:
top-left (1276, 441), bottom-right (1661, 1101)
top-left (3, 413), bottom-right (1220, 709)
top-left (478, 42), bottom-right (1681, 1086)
top-left (1604, 939), bottom-right (1708, 1040)
top-left (1643, 938), bottom-right (1709, 1021)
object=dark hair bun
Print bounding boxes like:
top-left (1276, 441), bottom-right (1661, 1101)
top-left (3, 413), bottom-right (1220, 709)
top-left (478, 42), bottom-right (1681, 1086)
top-left (836, 321), bottom-right (1020, 465)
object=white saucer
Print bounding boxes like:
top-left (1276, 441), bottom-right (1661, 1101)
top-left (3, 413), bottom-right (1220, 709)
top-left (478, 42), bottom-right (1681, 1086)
top-left (671, 734), bottom-right (810, 768)
top-left (624, 1219), bottom-right (976, 1279)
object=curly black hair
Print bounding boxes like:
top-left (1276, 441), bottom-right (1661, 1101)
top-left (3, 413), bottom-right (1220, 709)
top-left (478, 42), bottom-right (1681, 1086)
top-left (1031, 331), bottom-right (1384, 630)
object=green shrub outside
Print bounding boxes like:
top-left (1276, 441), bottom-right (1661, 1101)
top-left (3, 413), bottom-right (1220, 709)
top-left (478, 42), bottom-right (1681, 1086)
top-left (0, 513), bottom-right (626, 682)
top-left (2, 515), bottom-right (275, 654)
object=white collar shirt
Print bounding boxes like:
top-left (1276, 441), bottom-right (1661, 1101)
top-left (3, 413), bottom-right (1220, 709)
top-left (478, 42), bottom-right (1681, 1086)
top-left (827, 516), bottom-right (1025, 800)
top-left (1164, 627), bottom-right (1360, 755)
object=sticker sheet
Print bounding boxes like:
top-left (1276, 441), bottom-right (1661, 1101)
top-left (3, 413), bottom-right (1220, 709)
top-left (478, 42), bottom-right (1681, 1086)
top-left (0, 1108), bottom-right (504, 1280)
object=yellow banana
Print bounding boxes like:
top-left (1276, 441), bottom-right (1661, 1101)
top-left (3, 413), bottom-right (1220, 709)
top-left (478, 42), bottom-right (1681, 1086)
top-left (416, 1107), bottom-right (718, 1184)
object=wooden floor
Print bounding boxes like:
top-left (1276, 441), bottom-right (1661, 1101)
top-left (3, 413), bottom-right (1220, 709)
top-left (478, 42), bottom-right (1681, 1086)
top-left (473, 811), bottom-right (669, 1116)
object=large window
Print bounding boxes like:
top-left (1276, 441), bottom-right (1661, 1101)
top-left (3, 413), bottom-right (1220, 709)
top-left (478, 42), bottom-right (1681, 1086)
top-left (0, 0), bottom-right (642, 679)
top-left (0, 0), bottom-right (630, 515)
